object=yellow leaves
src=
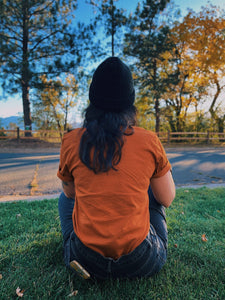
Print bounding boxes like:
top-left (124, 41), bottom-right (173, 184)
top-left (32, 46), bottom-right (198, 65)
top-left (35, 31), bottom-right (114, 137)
top-left (38, 73), bottom-right (78, 110)
top-left (175, 5), bottom-right (225, 69)
top-left (132, 73), bottom-right (138, 80)
top-left (160, 51), bottom-right (172, 61)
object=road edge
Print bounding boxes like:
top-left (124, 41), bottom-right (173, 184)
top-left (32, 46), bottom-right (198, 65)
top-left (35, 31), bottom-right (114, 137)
top-left (1, 182), bottom-right (225, 203)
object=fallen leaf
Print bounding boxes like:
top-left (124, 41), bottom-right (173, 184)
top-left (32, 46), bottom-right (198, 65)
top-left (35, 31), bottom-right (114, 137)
top-left (16, 287), bottom-right (24, 297)
top-left (174, 244), bottom-right (178, 248)
top-left (68, 290), bottom-right (78, 297)
top-left (201, 234), bottom-right (208, 242)
top-left (0, 274), bottom-right (2, 280)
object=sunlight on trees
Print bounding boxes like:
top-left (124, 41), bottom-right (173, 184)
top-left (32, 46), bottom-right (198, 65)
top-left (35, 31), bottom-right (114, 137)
top-left (0, 0), bottom-right (88, 135)
top-left (1, 0), bottom-right (224, 134)
top-left (32, 74), bottom-right (78, 136)
top-left (178, 5), bottom-right (225, 132)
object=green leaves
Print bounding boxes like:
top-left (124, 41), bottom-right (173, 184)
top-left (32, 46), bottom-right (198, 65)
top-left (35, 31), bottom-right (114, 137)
top-left (124, 0), bottom-right (172, 131)
top-left (0, 0), bottom-right (84, 130)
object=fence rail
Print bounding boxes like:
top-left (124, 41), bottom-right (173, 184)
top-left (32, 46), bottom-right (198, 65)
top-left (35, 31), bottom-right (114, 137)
top-left (0, 128), bottom-right (225, 144)
top-left (157, 131), bottom-right (225, 144)
top-left (0, 128), bottom-right (66, 143)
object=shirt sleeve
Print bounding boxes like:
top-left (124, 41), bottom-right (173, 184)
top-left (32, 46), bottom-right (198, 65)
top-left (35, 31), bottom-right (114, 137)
top-left (151, 134), bottom-right (171, 178)
top-left (57, 136), bottom-right (74, 182)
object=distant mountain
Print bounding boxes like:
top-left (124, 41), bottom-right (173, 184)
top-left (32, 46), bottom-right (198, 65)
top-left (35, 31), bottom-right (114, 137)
top-left (0, 115), bottom-right (82, 130)
top-left (0, 116), bottom-right (24, 129)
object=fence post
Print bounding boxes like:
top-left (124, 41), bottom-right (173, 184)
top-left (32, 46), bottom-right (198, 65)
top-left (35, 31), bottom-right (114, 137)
top-left (167, 130), bottom-right (170, 144)
top-left (207, 131), bottom-right (210, 144)
top-left (17, 127), bottom-right (20, 141)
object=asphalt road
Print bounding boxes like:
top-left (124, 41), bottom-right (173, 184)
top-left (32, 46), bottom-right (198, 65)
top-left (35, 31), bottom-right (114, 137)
top-left (0, 147), bottom-right (225, 200)
top-left (0, 151), bottom-right (61, 197)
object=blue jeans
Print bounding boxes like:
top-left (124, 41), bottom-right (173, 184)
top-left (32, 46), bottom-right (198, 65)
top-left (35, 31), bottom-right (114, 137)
top-left (58, 187), bottom-right (168, 279)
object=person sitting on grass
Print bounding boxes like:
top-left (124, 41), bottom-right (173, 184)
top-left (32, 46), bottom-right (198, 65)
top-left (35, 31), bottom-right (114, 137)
top-left (57, 57), bottom-right (175, 279)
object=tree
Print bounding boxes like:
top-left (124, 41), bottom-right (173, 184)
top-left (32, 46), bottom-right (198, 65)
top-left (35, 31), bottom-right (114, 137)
top-left (135, 86), bottom-right (155, 130)
top-left (160, 38), bottom-right (208, 132)
top-left (32, 74), bottom-right (78, 137)
top-left (87, 0), bottom-right (127, 57)
top-left (175, 4), bottom-right (225, 132)
top-left (0, 0), bottom-right (85, 135)
top-left (124, 0), bottom-right (173, 132)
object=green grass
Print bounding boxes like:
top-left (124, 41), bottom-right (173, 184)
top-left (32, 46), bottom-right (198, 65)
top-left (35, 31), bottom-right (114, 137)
top-left (0, 188), bottom-right (224, 299)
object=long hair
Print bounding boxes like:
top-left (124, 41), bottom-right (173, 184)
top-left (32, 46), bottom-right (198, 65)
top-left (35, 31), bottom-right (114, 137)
top-left (79, 103), bottom-right (137, 173)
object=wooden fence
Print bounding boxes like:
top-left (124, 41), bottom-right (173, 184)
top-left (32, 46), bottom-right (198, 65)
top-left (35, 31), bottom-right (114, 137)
top-left (0, 128), bottom-right (66, 143)
top-left (0, 128), bottom-right (225, 144)
top-left (158, 131), bottom-right (225, 144)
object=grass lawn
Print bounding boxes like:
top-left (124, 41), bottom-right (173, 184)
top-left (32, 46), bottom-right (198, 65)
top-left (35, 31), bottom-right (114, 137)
top-left (0, 188), bottom-right (224, 300)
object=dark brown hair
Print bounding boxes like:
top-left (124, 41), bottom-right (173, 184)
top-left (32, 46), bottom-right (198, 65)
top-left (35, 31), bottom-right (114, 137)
top-left (79, 103), bottom-right (137, 173)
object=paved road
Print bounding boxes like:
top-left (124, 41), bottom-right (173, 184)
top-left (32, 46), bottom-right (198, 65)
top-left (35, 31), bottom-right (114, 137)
top-left (0, 151), bottom-right (61, 197)
top-left (0, 147), bottom-right (225, 201)
top-left (166, 147), bottom-right (225, 187)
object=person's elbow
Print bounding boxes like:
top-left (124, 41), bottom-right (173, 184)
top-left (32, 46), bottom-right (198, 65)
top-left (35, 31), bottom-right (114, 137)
top-left (62, 181), bottom-right (75, 199)
top-left (64, 190), bottom-right (75, 199)
top-left (150, 170), bottom-right (176, 208)
top-left (163, 188), bottom-right (176, 208)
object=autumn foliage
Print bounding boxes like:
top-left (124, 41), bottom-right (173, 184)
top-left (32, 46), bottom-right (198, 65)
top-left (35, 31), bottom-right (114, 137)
top-left (1, 1), bottom-right (224, 133)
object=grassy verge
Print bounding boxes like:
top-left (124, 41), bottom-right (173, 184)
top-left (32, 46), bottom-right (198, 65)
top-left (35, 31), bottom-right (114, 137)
top-left (0, 188), bottom-right (224, 299)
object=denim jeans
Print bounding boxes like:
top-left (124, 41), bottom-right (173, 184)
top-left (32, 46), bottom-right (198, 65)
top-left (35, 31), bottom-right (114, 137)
top-left (58, 187), bottom-right (168, 279)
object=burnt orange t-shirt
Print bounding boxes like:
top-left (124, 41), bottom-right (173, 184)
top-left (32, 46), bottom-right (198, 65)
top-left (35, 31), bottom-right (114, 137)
top-left (57, 126), bottom-right (171, 259)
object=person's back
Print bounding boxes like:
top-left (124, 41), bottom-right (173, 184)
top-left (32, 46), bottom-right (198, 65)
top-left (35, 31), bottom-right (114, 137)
top-left (57, 57), bottom-right (175, 279)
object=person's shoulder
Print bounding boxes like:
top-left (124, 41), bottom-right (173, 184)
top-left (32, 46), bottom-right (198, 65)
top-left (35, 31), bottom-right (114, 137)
top-left (62, 128), bottom-right (84, 144)
top-left (133, 126), bottom-right (158, 139)
top-left (133, 127), bottom-right (161, 148)
top-left (64, 127), bottom-right (84, 137)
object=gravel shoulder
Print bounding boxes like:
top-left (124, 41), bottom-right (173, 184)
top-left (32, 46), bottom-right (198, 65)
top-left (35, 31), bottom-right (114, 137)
top-left (0, 139), bottom-right (61, 153)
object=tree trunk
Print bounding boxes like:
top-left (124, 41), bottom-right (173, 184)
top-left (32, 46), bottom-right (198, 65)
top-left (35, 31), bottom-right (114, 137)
top-left (209, 77), bottom-right (224, 139)
top-left (22, 0), bottom-right (32, 136)
top-left (111, 29), bottom-right (114, 56)
top-left (153, 59), bottom-right (160, 132)
top-left (50, 102), bottom-right (63, 140)
top-left (155, 97), bottom-right (160, 133)
top-left (176, 111), bottom-right (182, 132)
top-left (217, 117), bottom-right (224, 133)
top-left (111, 0), bottom-right (115, 56)
top-left (22, 82), bottom-right (32, 135)
top-left (64, 101), bottom-right (68, 131)
top-left (209, 82), bottom-right (220, 120)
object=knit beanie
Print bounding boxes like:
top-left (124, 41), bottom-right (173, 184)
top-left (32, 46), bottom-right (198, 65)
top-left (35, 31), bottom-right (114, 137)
top-left (89, 57), bottom-right (135, 112)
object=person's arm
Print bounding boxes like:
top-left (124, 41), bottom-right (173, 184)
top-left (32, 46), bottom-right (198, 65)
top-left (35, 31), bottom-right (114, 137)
top-left (150, 170), bottom-right (175, 208)
top-left (62, 180), bottom-right (75, 199)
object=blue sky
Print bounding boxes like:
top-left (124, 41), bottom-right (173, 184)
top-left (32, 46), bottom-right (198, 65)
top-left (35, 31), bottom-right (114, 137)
top-left (1, 0), bottom-right (225, 119)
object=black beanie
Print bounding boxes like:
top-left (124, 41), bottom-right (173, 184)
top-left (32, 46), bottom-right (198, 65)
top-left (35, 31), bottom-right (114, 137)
top-left (89, 57), bottom-right (135, 112)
